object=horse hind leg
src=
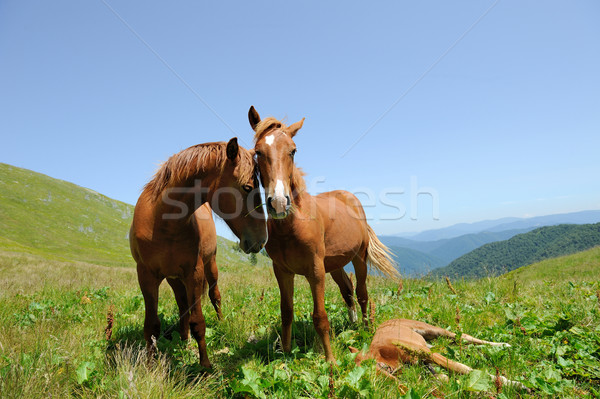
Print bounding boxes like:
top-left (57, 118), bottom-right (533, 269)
top-left (166, 278), bottom-right (190, 340)
top-left (205, 256), bottom-right (223, 320)
top-left (330, 269), bottom-right (357, 323)
top-left (185, 268), bottom-right (212, 368)
top-left (137, 263), bottom-right (162, 356)
top-left (351, 254), bottom-right (369, 325)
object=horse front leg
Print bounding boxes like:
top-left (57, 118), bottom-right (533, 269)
top-left (273, 264), bottom-right (295, 353)
top-left (307, 260), bottom-right (335, 362)
top-left (166, 277), bottom-right (190, 340)
top-left (137, 263), bottom-right (162, 357)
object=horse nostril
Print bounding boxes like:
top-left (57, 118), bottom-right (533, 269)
top-left (266, 197), bottom-right (275, 211)
top-left (285, 196), bottom-right (291, 209)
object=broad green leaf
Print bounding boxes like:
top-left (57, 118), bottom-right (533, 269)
top-left (75, 361), bottom-right (95, 385)
top-left (484, 291), bottom-right (496, 304)
top-left (466, 370), bottom-right (492, 392)
top-left (345, 366), bottom-right (366, 388)
top-left (399, 388), bottom-right (422, 399)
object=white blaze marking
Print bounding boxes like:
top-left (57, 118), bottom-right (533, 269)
top-left (265, 134), bottom-right (275, 146)
top-left (274, 179), bottom-right (285, 197)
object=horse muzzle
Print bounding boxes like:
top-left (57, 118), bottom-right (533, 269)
top-left (266, 195), bottom-right (291, 219)
top-left (240, 237), bottom-right (266, 254)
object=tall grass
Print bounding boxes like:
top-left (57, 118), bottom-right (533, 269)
top-left (1, 249), bottom-right (599, 397)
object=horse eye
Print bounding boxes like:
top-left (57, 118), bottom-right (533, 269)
top-left (290, 149), bottom-right (296, 158)
top-left (255, 151), bottom-right (263, 158)
top-left (242, 184), bottom-right (253, 193)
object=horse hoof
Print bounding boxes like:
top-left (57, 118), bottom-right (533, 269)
top-left (348, 308), bottom-right (358, 324)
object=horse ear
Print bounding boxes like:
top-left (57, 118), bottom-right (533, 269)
top-left (349, 346), bottom-right (359, 354)
top-left (226, 137), bottom-right (239, 162)
top-left (248, 106), bottom-right (261, 131)
top-left (287, 117), bottom-right (305, 137)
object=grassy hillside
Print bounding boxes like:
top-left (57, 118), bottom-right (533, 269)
top-left (435, 223), bottom-right (600, 279)
top-left (0, 163), bottom-right (269, 269)
top-left (502, 246), bottom-right (600, 282)
top-left (0, 163), bottom-right (134, 266)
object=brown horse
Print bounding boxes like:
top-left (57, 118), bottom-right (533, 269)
top-left (130, 138), bottom-right (267, 368)
top-left (248, 107), bottom-right (401, 362)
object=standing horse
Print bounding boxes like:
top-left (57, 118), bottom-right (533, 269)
top-left (130, 138), bottom-right (267, 368)
top-left (248, 107), bottom-right (401, 362)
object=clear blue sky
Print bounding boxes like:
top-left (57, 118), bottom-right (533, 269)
top-left (1, 1), bottom-right (599, 239)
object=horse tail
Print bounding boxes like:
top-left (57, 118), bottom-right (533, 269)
top-left (366, 224), bottom-right (401, 281)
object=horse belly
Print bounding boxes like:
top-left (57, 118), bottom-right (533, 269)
top-left (136, 237), bottom-right (198, 279)
top-left (323, 253), bottom-right (355, 273)
top-left (322, 223), bottom-right (364, 272)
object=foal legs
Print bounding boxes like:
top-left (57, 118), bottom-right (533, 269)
top-left (273, 265), bottom-right (295, 353)
top-left (166, 278), bottom-right (190, 340)
top-left (352, 254), bottom-right (369, 325)
top-left (205, 255), bottom-right (223, 320)
top-left (137, 263), bottom-right (161, 355)
top-left (330, 269), bottom-right (357, 323)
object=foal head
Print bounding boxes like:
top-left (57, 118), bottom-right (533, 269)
top-left (248, 106), bottom-right (305, 219)
top-left (215, 138), bottom-right (267, 253)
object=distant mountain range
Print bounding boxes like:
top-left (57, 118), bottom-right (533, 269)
top-left (433, 223), bottom-right (600, 279)
top-left (381, 210), bottom-right (600, 277)
top-left (395, 211), bottom-right (600, 241)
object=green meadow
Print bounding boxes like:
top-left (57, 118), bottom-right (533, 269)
top-left (1, 164), bottom-right (599, 397)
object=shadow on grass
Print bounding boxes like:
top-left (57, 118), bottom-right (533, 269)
top-left (104, 308), bottom-right (362, 387)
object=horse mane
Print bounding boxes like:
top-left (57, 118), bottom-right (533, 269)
top-left (253, 117), bottom-right (287, 143)
top-left (144, 142), bottom-right (255, 199)
top-left (291, 166), bottom-right (306, 197)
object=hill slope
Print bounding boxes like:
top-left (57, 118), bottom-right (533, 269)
top-left (501, 246), bottom-right (600, 283)
top-left (0, 163), bottom-right (134, 266)
top-left (434, 223), bottom-right (600, 278)
top-left (0, 163), bottom-right (267, 268)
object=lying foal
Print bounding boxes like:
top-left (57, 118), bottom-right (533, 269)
top-left (350, 319), bottom-right (530, 393)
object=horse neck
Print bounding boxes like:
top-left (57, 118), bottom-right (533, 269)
top-left (290, 165), bottom-right (307, 205)
top-left (268, 191), bottom-right (313, 234)
top-left (152, 172), bottom-right (221, 230)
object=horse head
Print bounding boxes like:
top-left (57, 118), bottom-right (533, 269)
top-left (213, 137), bottom-right (267, 253)
top-left (248, 106), bottom-right (305, 219)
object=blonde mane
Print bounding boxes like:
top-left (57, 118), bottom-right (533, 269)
top-left (144, 142), bottom-right (255, 199)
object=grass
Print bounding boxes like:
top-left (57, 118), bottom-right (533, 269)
top-left (1, 248), bottom-right (599, 398)
top-left (1, 163), bottom-right (599, 397)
